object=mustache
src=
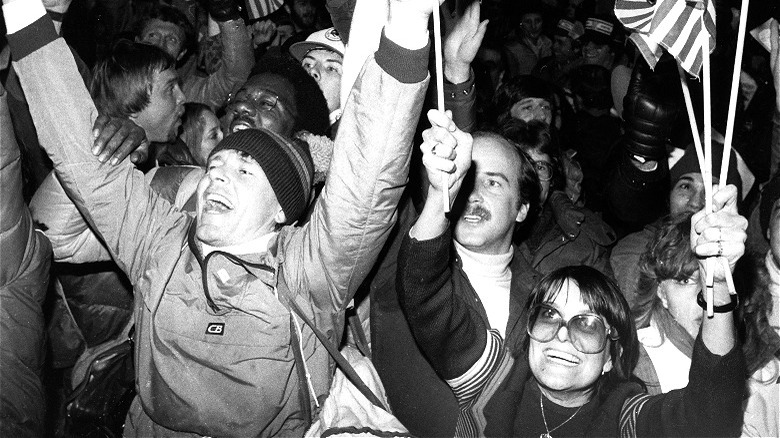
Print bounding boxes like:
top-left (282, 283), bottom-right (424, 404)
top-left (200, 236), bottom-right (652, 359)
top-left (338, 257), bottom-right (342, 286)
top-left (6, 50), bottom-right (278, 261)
top-left (461, 204), bottom-right (491, 221)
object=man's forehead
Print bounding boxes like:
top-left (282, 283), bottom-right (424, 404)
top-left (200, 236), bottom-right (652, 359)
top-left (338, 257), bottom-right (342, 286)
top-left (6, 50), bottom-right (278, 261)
top-left (304, 48), bottom-right (343, 62)
top-left (143, 18), bottom-right (183, 36)
top-left (473, 137), bottom-right (521, 175)
top-left (245, 73), bottom-right (293, 95)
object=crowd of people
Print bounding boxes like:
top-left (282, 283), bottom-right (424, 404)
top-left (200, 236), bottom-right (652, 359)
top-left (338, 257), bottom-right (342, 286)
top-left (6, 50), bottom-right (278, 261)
top-left (1, 0), bottom-right (779, 436)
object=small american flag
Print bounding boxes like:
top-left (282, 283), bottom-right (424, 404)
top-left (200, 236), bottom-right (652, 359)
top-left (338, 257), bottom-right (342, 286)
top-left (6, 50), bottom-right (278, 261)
top-left (244, 0), bottom-right (284, 20)
top-left (615, 0), bottom-right (716, 78)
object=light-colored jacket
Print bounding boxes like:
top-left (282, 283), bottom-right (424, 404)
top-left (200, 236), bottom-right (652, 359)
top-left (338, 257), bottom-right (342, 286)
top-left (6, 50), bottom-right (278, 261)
top-left (10, 5), bottom-right (427, 435)
top-left (0, 79), bottom-right (50, 437)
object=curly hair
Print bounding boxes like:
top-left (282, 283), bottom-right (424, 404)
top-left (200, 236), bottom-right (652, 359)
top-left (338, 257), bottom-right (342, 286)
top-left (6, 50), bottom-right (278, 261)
top-left (250, 53), bottom-right (330, 136)
top-left (736, 254), bottom-right (780, 376)
top-left (633, 214), bottom-right (698, 329)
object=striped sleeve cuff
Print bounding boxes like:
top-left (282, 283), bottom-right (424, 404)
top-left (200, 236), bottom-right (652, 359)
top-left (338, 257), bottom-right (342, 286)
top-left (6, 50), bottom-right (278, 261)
top-left (447, 329), bottom-right (504, 403)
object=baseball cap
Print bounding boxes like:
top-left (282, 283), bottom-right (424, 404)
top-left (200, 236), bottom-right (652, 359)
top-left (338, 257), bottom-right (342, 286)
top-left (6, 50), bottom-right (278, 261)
top-left (555, 18), bottom-right (585, 41)
top-left (583, 17), bottom-right (616, 46)
top-left (289, 27), bottom-right (345, 62)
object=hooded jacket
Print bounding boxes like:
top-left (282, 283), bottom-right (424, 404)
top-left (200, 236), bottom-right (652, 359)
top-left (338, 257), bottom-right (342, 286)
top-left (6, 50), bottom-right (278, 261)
top-left (7, 3), bottom-right (428, 434)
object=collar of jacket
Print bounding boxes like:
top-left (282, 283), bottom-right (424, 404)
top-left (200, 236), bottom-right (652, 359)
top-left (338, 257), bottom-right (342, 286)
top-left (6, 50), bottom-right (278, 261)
top-left (187, 220), bottom-right (279, 313)
top-left (452, 243), bottom-right (539, 350)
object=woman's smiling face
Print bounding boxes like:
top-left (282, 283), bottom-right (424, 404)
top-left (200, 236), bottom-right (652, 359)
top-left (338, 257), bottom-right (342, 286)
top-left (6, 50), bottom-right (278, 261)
top-left (529, 279), bottom-right (613, 404)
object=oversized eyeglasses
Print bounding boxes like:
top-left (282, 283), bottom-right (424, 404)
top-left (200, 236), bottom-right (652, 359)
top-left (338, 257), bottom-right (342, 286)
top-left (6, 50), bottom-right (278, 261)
top-left (533, 161), bottom-right (553, 182)
top-left (227, 88), bottom-right (280, 112)
top-left (526, 303), bottom-right (618, 354)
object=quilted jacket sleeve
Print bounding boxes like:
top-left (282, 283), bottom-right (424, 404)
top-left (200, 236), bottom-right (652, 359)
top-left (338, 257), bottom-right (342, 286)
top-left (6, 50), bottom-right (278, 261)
top-left (6, 1), bottom-right (185, 286)
top-left (0, 68), bottom-right (50, 438)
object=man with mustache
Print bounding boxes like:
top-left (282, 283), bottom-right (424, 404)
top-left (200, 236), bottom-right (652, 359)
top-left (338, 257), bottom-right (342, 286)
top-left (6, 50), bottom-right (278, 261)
top-left (374, 128), bottom-right (544, 436)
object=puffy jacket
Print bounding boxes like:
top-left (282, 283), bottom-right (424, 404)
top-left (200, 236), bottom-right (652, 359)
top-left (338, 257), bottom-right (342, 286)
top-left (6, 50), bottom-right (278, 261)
top-left (0, 79), bottom-right (51, 437)
top-left (9, 6), bottom-right (428, 436)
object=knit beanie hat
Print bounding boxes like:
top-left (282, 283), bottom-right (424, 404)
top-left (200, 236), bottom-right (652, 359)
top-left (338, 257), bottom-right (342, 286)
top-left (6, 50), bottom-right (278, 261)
top-left (209, 128), bottom-right (314, 224)
top-left (670, 141), bottom-right (742, 199)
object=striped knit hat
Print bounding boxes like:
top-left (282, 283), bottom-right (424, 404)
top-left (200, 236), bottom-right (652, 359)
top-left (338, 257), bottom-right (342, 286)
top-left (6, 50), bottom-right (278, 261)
top-left (209, 128), bottom-right (313, 224)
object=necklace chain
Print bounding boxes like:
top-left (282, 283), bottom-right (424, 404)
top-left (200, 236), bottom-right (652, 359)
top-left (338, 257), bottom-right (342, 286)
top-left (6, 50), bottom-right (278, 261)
top-left (539, 392), bottom-right (584, 438)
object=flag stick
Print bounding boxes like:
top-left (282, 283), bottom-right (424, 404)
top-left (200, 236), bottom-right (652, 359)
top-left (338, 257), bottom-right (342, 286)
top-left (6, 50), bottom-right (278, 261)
top-left (715, 0), bottom-right (749, 297)
top-left (433, 0), bottom-right (449, 212)
top-left (719, 0), bottom-right (749, 192)
top-left (702, 16), bottom-right (715, 317)
top-left (678, 66), bottom-right (706, 173)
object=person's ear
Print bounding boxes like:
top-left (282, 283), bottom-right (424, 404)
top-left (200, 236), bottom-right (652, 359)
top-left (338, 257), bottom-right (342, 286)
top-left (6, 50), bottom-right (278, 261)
top-left (657, 286), bottom-right (669, 309)
top-left (274, 208), bottom-right (286, 225)
top-left (515, 203), bottom-right (530, 223)
top-left (601, 356), bottom-right (614, 375)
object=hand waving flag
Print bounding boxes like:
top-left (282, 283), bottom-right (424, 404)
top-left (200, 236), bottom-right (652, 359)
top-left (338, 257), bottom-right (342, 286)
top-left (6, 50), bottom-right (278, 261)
top-left (615, 0), bottom-right (716, 78)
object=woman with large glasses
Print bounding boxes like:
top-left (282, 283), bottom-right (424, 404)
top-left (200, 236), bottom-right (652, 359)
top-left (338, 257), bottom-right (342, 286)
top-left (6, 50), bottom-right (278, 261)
top-left (501, 119), bottom-right (616, 277)
top-left (399, 168), bottom-right (747, 437)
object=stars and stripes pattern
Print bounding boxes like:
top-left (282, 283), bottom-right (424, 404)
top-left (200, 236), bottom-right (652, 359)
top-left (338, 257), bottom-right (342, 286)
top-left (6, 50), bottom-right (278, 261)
top-left (244, 0), bottom-right (284, 20)
top-left (615, 0), bottom-right (716, 78)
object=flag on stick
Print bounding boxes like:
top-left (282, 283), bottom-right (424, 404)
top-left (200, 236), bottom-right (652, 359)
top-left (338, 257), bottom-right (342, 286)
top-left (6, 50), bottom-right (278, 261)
top-left (615, 0), bottom-right (715, 78)
top-left (244, 0), bottom-right (284, 20)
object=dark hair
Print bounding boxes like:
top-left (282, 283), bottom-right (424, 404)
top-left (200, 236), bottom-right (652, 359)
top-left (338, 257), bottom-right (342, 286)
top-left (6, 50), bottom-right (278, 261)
top-left (90, 40), bottom-right (175, 118)
top-left (493, 75), bottom-right (556, 129)
top-left (523, 266), bottom-right (640, 395)
top-left (501, 119), bottom-right (565, 192)
top-left (633, 214), bottom-right (697, 329)
top-left (250, 53), bottom-right (330, 136)
top-left (136, 4), bottom-right (197, 61)
top-left (472, 131), bottom-right (541, 219)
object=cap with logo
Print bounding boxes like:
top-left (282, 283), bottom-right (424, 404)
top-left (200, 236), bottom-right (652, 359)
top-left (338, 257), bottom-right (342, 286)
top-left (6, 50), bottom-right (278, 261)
top-left (583, 17), bottom-right (617, 46)
top-left (289, 27), bottom-right (345, 61)
top-left (555, 18), bottom-right (585, 41)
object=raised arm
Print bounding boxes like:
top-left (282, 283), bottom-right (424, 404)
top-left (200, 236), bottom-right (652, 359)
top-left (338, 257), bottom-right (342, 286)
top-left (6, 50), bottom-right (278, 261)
top-left (282, 0), bottom-right (435, 311)
top-left (629, 185), bottom-right (747, 437)
top-left (182, 0), bottom-right (252, 109)
top-left (5, 0), bottom-right (184, 283)
top-left (0, 73), bottom-right (50, 438)
top-left (397, 110), bottom-right (504, 404)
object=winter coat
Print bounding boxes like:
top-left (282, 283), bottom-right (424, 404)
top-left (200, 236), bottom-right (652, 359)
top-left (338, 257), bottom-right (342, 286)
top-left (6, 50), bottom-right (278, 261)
top-left (9, 8), bottom-right (428, 436)
top-left (0, 77), bottom-right (51, 437)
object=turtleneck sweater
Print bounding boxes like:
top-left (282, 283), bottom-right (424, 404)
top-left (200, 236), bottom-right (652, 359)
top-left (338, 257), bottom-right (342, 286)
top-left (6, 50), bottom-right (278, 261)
top-left (454, 240), bottom-right (513, 337)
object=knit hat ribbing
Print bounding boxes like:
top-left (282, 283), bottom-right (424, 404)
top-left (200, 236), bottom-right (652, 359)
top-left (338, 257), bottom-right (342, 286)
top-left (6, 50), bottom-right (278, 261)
top-left (209, 129), bottom-right (313, 224)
